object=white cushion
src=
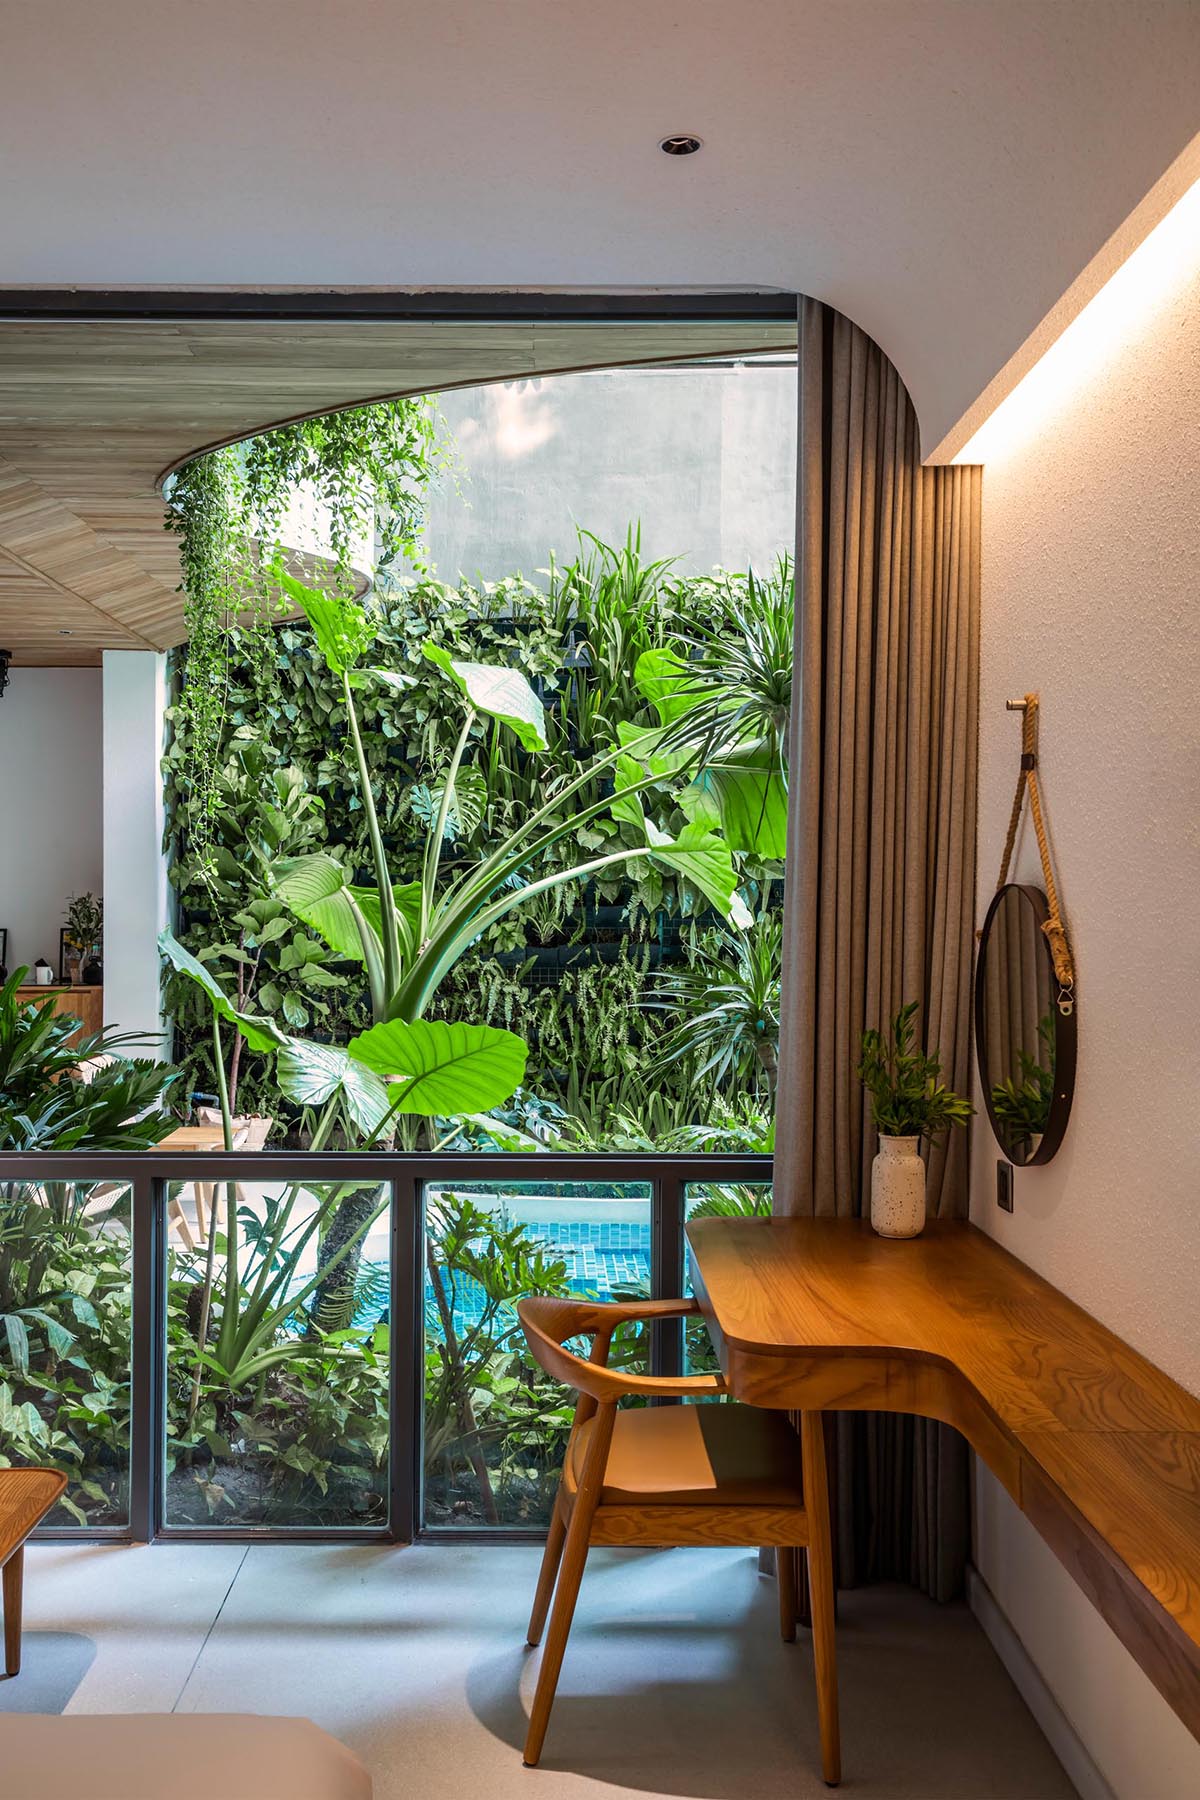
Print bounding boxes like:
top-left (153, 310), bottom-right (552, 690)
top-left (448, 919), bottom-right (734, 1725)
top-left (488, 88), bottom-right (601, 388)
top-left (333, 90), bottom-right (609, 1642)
top-left (0, 1714), bottom-right (371, 1800)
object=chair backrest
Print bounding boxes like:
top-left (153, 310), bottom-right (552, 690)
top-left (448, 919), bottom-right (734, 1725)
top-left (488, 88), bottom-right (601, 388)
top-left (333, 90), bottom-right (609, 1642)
top-left (518, 1296), bottom-right (724, 1403)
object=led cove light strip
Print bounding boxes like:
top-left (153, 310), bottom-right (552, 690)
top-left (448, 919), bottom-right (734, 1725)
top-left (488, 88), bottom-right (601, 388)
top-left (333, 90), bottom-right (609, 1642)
top-left (956, 175), bottom-right (1200, 465)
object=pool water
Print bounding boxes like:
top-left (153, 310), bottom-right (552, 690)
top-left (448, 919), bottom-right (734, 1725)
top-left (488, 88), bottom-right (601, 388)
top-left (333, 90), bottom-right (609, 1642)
top-left (425, 1216), bottom-right (652, 1334)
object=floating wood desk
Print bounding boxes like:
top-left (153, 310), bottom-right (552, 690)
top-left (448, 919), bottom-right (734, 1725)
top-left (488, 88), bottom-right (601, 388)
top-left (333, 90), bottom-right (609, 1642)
top-left (687, 1216), bottom-right (1200, 1741)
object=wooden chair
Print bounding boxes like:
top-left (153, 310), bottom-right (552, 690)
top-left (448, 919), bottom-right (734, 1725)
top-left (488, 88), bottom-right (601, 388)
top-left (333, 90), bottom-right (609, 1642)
top-left (518, 1295), bottom-right (840, 1783)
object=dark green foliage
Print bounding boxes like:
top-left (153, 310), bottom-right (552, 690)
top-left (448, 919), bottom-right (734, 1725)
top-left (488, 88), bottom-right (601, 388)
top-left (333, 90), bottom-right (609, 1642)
top-left (0, 968), bottom-right (176, 1151)
top-left (648, 911), bottom-right (782, 1097)
top-left (857, 1001), bottom-right (973, 1140)
top-left (163, 532), bottom-right (791, 1131)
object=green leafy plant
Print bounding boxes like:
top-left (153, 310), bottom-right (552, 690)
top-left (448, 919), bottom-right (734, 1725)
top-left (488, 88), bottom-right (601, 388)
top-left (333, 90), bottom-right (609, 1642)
top-left (649, 911), bottom-right (782, 1096)
top-left (990, 1015), bottom-right (1055, 1149)
top-left (63, 892), bottom-right (103, 971)
top-left (856, 1001), bottom-right (973, 1140)
top-left (268, 570), bottom-right (749, 1038)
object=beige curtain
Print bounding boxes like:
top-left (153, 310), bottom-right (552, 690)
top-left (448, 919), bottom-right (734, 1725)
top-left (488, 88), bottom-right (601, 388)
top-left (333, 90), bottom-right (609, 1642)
top-left (775, 297), bottom-right (981, 1600)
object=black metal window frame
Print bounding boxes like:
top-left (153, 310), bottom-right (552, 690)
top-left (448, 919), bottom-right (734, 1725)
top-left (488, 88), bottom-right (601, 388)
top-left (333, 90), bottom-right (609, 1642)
top-left (0, 1151), bottom-right (770, 1545)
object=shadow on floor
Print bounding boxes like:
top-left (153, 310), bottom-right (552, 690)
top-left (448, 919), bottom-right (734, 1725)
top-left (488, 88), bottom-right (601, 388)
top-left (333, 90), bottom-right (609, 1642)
top-left (0, 1635), bottom-right (96, 1714)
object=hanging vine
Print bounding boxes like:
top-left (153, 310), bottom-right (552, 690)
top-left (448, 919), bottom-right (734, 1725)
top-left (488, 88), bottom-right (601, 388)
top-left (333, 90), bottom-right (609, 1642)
top-left (165, 397), bottom-right (448, 879)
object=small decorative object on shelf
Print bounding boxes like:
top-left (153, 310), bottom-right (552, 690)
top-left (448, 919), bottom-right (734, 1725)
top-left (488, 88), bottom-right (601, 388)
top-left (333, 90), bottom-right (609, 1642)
top-left (32, 957), bottom-right (54, 987)
top-left (857, 1001), bottom-right (972, 1238)
top-left (63, 892), bottom-right (103, 985)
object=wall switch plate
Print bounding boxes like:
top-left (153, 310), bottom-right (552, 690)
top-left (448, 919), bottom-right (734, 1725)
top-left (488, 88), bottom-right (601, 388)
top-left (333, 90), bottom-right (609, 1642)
top-left (997, 1161), bottom-right (1014, 1212)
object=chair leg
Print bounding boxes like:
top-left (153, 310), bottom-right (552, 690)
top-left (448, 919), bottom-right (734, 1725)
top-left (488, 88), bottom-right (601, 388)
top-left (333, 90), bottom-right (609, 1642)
top-left (526, 1492), bottom-right (568, 1647)
top-left (3, 1547), bottom-right (24, 1678)
top-left (801, 1412), bottom-right (841, 1786)
top-left (523, 1500), bottom-right (592, 1766)
top-left (524, 1402), bottom-right (615, 1768)
top-left (777, 1544), bottom-right (797, 1643)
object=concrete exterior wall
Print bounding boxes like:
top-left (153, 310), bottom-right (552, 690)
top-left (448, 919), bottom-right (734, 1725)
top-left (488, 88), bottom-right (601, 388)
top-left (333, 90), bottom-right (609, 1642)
top-left (0, 668), bottom-right (103, 977)
top-left (971, 219), bottom-right (1200, 1797)
top-left (419, 362), bottom-right (796, 584)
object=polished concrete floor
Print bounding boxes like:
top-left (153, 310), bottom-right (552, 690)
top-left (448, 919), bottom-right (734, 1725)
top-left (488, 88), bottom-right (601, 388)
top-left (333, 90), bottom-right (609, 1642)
top-left (3, 1542), bottom-right (1077, 1799)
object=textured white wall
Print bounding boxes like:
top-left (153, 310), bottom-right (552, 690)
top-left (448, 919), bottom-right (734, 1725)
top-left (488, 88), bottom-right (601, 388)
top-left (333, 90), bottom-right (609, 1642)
top-left (0, 668), bottom-right (103, 976)
top-left (972, 236), bottom-right (1200, 1796)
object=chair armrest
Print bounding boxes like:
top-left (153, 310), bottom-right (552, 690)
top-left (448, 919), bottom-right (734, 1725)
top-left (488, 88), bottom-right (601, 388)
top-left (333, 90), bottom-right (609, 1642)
top-left (519, 1295), bottom-right (724, 1402)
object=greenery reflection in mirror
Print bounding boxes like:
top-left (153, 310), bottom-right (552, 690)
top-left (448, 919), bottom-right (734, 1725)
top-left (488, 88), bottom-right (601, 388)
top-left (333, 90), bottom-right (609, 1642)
top-left (975, 884), bottom-right (1076, 1166)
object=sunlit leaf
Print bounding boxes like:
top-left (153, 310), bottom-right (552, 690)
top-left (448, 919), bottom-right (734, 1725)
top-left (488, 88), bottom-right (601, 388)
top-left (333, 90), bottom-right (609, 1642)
top-left (422, 643), bottom-right (547, 750)
top-left (348, 1017), bottom-right (527, 1116)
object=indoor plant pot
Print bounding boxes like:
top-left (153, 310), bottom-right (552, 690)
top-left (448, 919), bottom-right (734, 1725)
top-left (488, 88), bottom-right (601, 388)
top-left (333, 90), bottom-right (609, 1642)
top-left (870, 1133), bottom-right (926, 1238)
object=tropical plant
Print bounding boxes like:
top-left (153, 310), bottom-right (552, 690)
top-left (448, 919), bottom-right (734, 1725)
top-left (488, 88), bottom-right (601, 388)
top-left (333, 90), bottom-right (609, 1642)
top-left (424, 1190), bottom-right (573, 1524)
top-left (633, 555), bottom-right (794, 860)
top-left (165, 397), bottom-right (449, 879)
top-left (267, 569), bottom-right (750, 1037)
top-left (648, 912), bottom-right (782, 1096)
top-left (856, 1001), bottom-right (973, 1140)
top-left (0, 968), bottom-right (175, 1152)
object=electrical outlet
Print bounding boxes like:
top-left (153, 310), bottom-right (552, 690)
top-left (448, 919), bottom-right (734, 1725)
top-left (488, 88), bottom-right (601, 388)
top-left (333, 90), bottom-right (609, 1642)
top-left (997, 1161), bottom-right (1014, 1212)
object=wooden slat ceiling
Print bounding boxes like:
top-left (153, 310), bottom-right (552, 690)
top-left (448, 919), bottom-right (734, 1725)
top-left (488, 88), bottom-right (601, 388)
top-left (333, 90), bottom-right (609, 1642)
top-left (0, 316), bottom-right (796, 666)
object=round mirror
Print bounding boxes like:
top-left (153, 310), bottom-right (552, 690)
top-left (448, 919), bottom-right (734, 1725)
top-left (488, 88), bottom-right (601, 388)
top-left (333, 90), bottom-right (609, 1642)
top-left (975, 884), bottom-right (1076, 1166)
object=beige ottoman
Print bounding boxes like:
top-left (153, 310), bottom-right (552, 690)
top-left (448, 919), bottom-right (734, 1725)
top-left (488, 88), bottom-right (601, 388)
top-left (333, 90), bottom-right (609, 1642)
top-left (0, 1714), bottom-right (371, 1799)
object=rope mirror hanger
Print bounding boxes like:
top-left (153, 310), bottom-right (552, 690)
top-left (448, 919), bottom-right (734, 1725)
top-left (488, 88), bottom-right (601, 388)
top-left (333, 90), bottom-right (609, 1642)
top-left (994, 693), bottom-right (1075, 1016)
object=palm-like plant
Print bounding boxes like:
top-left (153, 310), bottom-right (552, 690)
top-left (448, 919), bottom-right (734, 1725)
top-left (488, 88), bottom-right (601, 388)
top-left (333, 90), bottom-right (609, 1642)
top-left (648, 914), bottom-right (782, 1097)
top-left (633, 556), bottom-right (794, 859)
top-left (266, 569), bottom-right (750, 1033)
top-left (0, 968), bottom-right (175, 1152)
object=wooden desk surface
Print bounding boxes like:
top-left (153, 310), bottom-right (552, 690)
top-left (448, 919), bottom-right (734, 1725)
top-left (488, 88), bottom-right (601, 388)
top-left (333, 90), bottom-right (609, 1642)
top-left (687, 1215), bottom-right (1200, 1741)
top-left (0, 1468), bottom-right (67, 1562)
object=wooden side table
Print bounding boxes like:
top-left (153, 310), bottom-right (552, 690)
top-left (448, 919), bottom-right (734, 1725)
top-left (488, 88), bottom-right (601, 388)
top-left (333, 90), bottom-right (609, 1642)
top-left (0, 1467), bottom-right (67, 1676)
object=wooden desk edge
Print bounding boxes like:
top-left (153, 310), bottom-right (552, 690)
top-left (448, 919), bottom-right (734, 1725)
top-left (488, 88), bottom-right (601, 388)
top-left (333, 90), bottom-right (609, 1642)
top-left (687, 1225), bottom-right (1200, 1744)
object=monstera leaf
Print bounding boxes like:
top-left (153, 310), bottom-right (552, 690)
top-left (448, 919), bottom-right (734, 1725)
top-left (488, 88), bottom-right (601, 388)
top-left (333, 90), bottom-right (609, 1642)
top-left (347, 1017), bottom-right (527, 1116)
top-left (423, 642), bottom-right (547, 750)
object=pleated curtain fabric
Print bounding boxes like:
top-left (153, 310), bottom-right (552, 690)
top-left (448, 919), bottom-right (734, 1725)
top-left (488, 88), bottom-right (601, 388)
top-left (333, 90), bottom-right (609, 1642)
top-left (774, 296), bottom-right (982, 1601)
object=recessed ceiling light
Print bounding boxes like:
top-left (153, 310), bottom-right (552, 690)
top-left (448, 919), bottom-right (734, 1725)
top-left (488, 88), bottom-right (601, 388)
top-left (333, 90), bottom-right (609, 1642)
top-left (659, 134), bottom-right (703, 157)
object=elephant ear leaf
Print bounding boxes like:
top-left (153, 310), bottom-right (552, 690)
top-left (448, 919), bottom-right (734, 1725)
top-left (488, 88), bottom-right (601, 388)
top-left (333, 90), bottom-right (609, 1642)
top-left (275, 1039), bottom-right (392, 1138)
top-left (347, 1017), bottom-right (527, 1117)
top-left (679, 745), bottom-right (788, 859)
top-left (276, 569), bottom-right (374, 677)
top-left (422, 642), bottom-right (547, 751)
top-left (158, 931), bottom-right (285, 1053)
top-left (633, 647), bottom-right (703, 725)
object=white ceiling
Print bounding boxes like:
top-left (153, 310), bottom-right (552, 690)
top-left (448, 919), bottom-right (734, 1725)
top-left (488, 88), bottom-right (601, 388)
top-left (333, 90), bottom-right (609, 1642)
top-left (2, 2), bottom-right (1199, 455)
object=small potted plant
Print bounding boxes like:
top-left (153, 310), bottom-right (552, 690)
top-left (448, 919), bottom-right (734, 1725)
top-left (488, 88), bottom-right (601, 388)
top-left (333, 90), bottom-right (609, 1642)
top-left (857, 1001), bottom-right (972, 1237)
top-left (64, 892), bottom-right (104, 985)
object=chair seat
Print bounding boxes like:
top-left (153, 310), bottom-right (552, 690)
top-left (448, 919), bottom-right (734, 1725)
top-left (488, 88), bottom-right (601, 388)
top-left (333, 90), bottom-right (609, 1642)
top-left (566, 1401), bottom-right (807, 1507)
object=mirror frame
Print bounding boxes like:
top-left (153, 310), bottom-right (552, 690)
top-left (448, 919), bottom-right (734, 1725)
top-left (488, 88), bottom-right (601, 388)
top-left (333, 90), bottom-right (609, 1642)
top-left (974, 882), bottom-right (1077, 1167)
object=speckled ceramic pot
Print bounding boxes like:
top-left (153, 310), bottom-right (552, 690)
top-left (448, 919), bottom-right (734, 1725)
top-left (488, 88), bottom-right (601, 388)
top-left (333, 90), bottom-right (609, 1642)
top-left (870, 1134), bottom-right (926, 1238)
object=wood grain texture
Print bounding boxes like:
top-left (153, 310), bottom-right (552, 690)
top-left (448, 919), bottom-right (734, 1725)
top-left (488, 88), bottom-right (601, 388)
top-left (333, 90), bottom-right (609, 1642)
top-left (519, 1293), bottom-right (838, 1778)
top-left (0, 1468), bottom-right (67, 1566)
top-left (0, 317), bottom-right (796, 665)
top-left (688, 1216), bottom-right (1200, 1743)
top-left (14, 986), bottom-right (103, 1043)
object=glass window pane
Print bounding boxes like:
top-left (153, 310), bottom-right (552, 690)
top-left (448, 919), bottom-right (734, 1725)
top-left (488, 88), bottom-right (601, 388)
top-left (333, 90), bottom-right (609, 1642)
top-left (0, 1177), bottom-right (131, 1527)
top-left (164, 1175), bottom-right (391, 1528)
top-left (423, 1179), bottom-right (652, 1529)
top-left (683, 1181), bottom-right (773, 1376)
